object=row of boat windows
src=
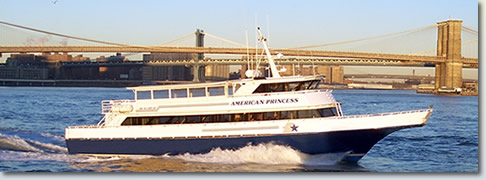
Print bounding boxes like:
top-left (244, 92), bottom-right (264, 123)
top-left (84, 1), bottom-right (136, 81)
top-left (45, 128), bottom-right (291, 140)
top-left (137, 86), bottom-right (231, 100)
top-left (121, 108), bottom-right (338, 126)
top-left (135, 80), bottom-right (321, 100)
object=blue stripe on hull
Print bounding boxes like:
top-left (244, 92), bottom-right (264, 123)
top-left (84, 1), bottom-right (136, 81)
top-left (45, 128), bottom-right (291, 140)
top-left (66, 127), bottom-right (407, 162)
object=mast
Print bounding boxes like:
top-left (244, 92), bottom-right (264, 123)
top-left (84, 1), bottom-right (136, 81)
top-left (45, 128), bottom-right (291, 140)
top-left (257, 27), bottom-right (281, 78)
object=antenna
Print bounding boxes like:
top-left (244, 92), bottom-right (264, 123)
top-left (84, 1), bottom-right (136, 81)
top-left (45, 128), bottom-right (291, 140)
top-left (245, 29), bottom-right (250, 71)
top-left (266, 15), bottom-right (270, 47)
top-left (257, 27), bottom-right (281, 78)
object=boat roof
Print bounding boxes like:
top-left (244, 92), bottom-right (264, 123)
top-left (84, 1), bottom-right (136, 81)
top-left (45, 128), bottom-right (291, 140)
top-left (127, 75), bottom-right (324, 91)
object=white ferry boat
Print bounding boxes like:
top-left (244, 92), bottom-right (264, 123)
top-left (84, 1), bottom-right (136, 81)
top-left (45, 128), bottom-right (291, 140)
top-left (65, 28), bottom-right (433, 162)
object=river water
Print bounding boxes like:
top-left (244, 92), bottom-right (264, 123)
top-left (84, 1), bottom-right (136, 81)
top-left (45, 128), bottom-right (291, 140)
top-left (0, 87), bottom-right (478, 172)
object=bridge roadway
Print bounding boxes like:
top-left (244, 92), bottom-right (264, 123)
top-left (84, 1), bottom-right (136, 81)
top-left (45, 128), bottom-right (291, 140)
top-left (61, 58), bottom-right (479, 68)
top-left (61, 58), bottom-right (424, 67)
top-left (0, 46), bottom-right (478, 65)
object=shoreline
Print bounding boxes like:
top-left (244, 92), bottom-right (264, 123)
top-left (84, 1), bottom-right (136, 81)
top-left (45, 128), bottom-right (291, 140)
top-left (0, 78), bottom-right (478, 96)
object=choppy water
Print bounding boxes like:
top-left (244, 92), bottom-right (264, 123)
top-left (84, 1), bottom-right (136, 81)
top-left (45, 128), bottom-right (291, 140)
top-left (0, 87), bottom-right (478, 172)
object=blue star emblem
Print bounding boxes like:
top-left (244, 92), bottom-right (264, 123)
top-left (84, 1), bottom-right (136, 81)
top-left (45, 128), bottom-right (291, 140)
top-left (291, 124), bottom-right (299, 132)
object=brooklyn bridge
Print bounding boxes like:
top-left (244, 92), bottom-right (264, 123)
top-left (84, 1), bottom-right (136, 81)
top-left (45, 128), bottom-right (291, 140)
top-left (0, 20), bottom-right (478, 93)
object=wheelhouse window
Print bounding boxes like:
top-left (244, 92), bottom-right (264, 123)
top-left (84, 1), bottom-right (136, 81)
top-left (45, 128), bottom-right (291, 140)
top-left (253, 80), bottom-right (321, 94)
top-left (305, 80), bottom-right (320, 90)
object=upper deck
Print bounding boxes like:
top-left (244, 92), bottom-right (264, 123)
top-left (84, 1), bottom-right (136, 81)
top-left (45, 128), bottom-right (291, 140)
top-left (99, 75), bottom-right (337, 126)
top-left (126, 75), bottom-right (324, 101)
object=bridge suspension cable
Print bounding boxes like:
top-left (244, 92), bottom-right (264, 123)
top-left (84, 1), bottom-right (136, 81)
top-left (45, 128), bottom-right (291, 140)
top-left (158, 32), bottom-right (194, 46)
top-left (462, 25), bottom-right (478, 35)
top-left (413, 39), bottom-right (478, 56)
top-left (203, 32), bottom-right (246, 47)
top-left (120, 33), bottom-right (195, 58)
top-left (293, 24), bottom-right (437, 49)
top-left (0, 20), bottom-right (142, 47)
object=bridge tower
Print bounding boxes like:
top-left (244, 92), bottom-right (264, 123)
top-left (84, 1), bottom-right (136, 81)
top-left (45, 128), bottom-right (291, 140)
top-left (192, 29), bottom-right (205, 82)
top-left (435, 20), bottom-right (463, 91)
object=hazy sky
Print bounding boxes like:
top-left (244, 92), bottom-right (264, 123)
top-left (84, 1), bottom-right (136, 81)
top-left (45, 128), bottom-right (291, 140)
top-left (0, 0), bottom-right (478, 46)
top-left (0, 0), bottom-right (479, 78)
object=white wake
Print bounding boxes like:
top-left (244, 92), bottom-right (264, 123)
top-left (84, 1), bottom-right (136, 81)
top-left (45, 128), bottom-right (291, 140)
top-left (174, 142), bottom-right (349, 166)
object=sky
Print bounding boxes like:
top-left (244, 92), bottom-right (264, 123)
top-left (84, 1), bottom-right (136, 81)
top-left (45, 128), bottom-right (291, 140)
top-left (0, 0), bottom-right (478, 46)
top-left (0, 0), bottom-right (479, 78)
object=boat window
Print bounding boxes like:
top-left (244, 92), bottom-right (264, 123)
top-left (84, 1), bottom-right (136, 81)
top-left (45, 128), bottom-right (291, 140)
top-left (297, 110), bottom-right (311, 119)
top-left (211, 114), bottom-right (223, 122)
top-left (153, 90), bottom-right (169, 99)
top-left (136, 91), bottom-right (152, 100)
top-left (264, 112), bottom-right (279, 120)
top-left (253, 80), bottom-right (320, 94)
top-left (208, 87), bottom-right (225, 96)
top-left (147, 117), bottom-right (160, 125)
top-left (253, 83), bottom-right (282, 93)
top-left (120, 107), bottom-right (338, 126)
top-left (248, 113), bottom-right (263, 121)
top-left (210, 114), bottom-right (230, 122)
top-left (158, 117), bottom-right (172, 124)
top-left (190, 88), bottom-right (206, 97)
top-left (172, 89), bottom-right (187, 98)
top-left (170, 116), bottom-right (184, 124)
top-left (319, 108), bottom-right (337, 117)
top-left (295, 109), bottom-right (321, 119)
top-left (280, 111), bottom-right (291, 119)
top-left (200, 115), bottom-right (211, 123)
top-left (122, 117), bottom-right (153, 125)
top-left (228, 86), bottom-right (233, 96)
top-left (186, 116), bottom-right (200, 123)
top-left (222, 114), bottom-right (231, 122)
top-left (305, 80), bottom-right (320, 89)
top-left (288, 82), bottom-right (305, 91)
top-left (233, 114), bottom-right (243, 122)
top-left (121, 117), bottom-right (133, 125)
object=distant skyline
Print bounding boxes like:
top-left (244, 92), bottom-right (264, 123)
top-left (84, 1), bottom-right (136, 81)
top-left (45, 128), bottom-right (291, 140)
top-left (0, 0), bottom-right (479, 78)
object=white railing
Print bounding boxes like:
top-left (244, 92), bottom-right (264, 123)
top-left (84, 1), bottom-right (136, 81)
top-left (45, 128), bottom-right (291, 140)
top-left (101, 99), bottom-right (135, 114)
top-left (337, 108), bottom-right (433, 120)
top-left (68, 125), bottom-right (101, 129)
top-left (336, 102), bottom-right (344, 116)
top-left (67, 107), bottom-right (433, 131)
top-left (101, 100), bottom-right (112, 114)
top-left (96, 116), bottom-right (106, 126)
top-left (234, 89), bottom-right (332, 98)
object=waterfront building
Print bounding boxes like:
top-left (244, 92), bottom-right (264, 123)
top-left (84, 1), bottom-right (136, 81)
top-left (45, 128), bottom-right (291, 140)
top-left (278, 64), bottom-right (344, 84)
top-left (0, 54), bottom-right (48, 79)
top-left (142, 53), bottom-right (193, 81)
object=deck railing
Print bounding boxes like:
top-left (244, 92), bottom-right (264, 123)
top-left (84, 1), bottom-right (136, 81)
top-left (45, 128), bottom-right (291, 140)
top-left (336, 108), bottom-right (433, 120)
top-left (69, 107), bottom-right (432, 130)
top-left (101, 99), bottom-right (135, 114)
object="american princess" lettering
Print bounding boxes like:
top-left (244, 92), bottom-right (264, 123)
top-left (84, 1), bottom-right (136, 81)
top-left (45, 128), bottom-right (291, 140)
top-left (230, 98), bottom-right (299, 106)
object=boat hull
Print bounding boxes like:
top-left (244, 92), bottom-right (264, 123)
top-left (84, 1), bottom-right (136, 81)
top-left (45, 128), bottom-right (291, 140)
top-left (66, 125), bottom-right (418, 162)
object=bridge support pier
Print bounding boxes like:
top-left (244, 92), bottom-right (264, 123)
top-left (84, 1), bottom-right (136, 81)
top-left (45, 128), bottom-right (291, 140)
top-left (434, 20), bottom-right (463, 92)
top-left (193, 29), bottom-right (205, 82)
top-left (240, 64), bottom-right (248, 79)
top-left (192, 63), bottom-right (205, 82)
